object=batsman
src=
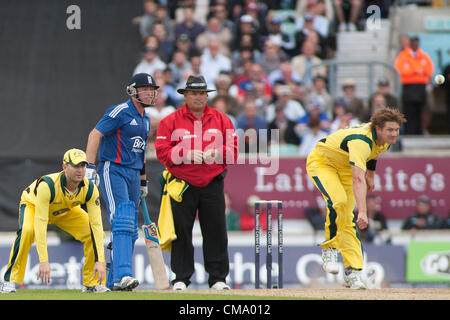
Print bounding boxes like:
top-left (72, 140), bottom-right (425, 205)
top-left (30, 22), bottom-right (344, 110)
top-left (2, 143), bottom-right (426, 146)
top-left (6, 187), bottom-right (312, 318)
top-left (1, 149), bottom-right (107, 293)
top-left (85, 73), bottom-right (159, 290)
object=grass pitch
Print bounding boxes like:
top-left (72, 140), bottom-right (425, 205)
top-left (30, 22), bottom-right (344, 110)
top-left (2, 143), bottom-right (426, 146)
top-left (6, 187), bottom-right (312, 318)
top-left (0, 289), bottom-right (298, 300)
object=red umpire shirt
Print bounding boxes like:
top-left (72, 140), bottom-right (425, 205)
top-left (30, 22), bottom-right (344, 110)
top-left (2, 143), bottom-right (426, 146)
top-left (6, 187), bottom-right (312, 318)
top-left (155, 104), bottom-right (239, 187)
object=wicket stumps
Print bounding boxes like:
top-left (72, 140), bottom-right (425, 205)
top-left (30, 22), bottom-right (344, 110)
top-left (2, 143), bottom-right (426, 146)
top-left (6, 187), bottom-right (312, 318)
top-left (254, 200), bottom-right (283, 289)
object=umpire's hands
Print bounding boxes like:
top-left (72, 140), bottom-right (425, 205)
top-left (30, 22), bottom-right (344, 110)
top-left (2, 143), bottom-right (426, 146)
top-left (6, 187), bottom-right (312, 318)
top-left (85, 164), bottom-right (100, 186)
top-left (187, 149), bottom-right (204, 164)
top-left (203, 148), bottom-right (221, 164)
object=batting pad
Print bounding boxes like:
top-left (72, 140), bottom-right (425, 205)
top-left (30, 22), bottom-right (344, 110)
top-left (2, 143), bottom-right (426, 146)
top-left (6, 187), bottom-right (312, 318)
top-left (111, 201), bottom-right (136, 283)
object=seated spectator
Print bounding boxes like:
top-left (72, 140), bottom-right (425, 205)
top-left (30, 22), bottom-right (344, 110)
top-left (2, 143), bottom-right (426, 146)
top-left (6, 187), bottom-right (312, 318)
top-left (168, 50), bottom-right (192, 85)
top-left (239, 195), bottom-right (267, 231)
top-left (402, 195), bottom-right (443, 230)
top-left (366, 92), bottom-right (387, 121)
top-left (333, 0), bottom-right (362, 32)
top-left (138, 0), bottom-right (158, 40)
top-left (263, 17), bottom-right (296, 58)
top-left (159, 68), bottom-right (181, 108)
top-left (268, 61), bottom-right (302, 88)
top-left (258, 39), bottom-right (289, 77)
top-left (368, 77), bottom-right (399, 111)
top-left (210, 96), bottom-right (237, 129)
top-left (235, 63), bottom-right (272, 106)
top-left (209, 2), bottom-right (234, 32)
top-left (295, 98), bottom-right (331, 137)
top-left (267, 104), bottom-right (301, 147)
top-left (266, 85), bottom-right (306, 124)
top-left (224, 192), bottom-right (240, 231)
top-left (151, 21), bottom-right (175, 63)
top-left (196, 16), bottom-right (232, 56)
top-left (296, 0), bottom-right (335, 24)
top-left (236, 99), bottom-right (267, 153)
top-left (339, 78), bottom-right (367, 122)
top-left (305, 75), bottom-right (333, 118)
top-left (291, 40), bottom-right (327, 89)
top-left (133, 45), bottom-right (167, 76)
top-left (174, 33), bottom-right (194, 57)
top-left (231, 43), bottom-right (259, 77)
top-left (174, 5), bottom-right (205, 46)
top-left (296, 27), bottom-right (328, 60)
top-left (200, 39), bottom-right (232, 85)
top-left (175, 0), bottom-right (208, 25)
top-left (232, 14), bottom-right (262, 53)
top-left (155, 4), bottom-right (176, 42)
top-left (330, 99), bottom-right (360, 132)
top-left (359, 194), bottom-right (388, 243)
top-left (295, 2), bottom-right (330, 38)
top-left (298, 116), bottom-right (328, 157)
top-left (210, 73), bottom-right (239, 115)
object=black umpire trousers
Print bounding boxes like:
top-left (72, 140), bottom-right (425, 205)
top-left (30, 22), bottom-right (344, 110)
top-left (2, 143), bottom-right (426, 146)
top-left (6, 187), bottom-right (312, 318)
top-left (170, 174), bottom-right (229, 287)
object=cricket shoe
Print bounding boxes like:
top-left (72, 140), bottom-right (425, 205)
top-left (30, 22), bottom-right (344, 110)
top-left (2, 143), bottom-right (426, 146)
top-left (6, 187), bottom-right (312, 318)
top-left (321, 248), bottom-right (339, 274)
top-left (211, 282), bottom-right (230, 290)
top-left (113, 276), bottom-right (139, 291)
top-left (172, 281), bottom-right (187, 291)
top-left (82, 285), bottom-right (111, 293)
top-left (1, 282), bottom-right (16, 293)
top-left (343, 268), bottom-right (366, 290)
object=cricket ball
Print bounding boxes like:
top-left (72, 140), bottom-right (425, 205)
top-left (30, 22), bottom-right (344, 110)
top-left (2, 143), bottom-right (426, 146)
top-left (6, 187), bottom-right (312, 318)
top-left (434, 74), bottom-right (445, 85)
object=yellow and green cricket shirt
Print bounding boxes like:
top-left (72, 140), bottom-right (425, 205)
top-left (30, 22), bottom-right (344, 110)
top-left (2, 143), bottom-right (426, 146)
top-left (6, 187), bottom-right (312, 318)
top-left (20, 171), bottom-right (105, 263)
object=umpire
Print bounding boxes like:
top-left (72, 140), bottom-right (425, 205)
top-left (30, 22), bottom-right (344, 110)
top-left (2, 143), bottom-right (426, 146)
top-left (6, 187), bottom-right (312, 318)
top-left (155, 75), bottom-right (238, 290)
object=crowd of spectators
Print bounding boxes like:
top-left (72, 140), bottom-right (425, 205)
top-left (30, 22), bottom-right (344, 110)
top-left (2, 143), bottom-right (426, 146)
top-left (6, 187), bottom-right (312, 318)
top-left (131, 1), bottom-right (449, 237)
top-left (132, 0), bottom-right (408, 157)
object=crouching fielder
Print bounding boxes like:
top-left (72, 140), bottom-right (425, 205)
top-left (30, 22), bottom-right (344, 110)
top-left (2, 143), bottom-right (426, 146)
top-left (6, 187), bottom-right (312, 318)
top-left (306, 107), bottom-right (406, 289)
top-left (1, 149), bottom-right (107, 293)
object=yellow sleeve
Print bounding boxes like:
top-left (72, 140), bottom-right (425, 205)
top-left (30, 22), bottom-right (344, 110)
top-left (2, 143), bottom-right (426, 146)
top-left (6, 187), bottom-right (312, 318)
top-left (85, 185), bottom-right (105, 262)
top-left (34, 182), bottom-right (51, 262)
top-left (347, 140), bottom-right (372, 171)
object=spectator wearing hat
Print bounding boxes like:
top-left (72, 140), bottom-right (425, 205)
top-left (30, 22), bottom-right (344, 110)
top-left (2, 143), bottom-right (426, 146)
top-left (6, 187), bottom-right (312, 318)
top-left (339, 78), bottom-right (367, 122)
top-left (394, 36), bottom-right (434, 135)
top-left (368, 78), bottom-right (399, 111)
top-left (133, 46), bottom-right (167, 76)
top-left (155, 75), bottom-right (238, 291)
top-left (402, 196), bottom-right (443, 230)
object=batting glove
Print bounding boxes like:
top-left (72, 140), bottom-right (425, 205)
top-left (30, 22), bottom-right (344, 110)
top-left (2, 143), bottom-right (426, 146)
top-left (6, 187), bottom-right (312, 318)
top-left (85, 164), bottom-right (100, 186)
top-left (140, 180), bottom-right (148, 199)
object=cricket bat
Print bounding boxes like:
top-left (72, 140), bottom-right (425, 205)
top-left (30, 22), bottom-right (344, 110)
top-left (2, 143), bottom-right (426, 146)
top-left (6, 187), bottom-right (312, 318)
top-left (141, 199), bottom-right (170, 290)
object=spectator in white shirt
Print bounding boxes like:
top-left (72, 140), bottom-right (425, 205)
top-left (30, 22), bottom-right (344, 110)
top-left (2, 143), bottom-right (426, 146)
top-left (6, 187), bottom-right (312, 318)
top-left (200, 39), bottom-right (232, 85)
top-left (133, 46), bottom-right (167, 76)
